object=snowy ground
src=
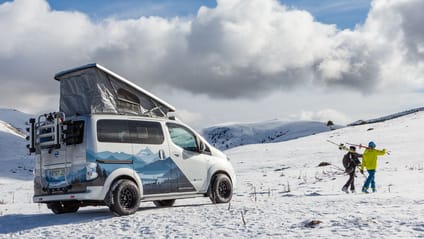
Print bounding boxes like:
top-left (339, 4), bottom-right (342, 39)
top-left (1, 111), bottom-right (424, 238)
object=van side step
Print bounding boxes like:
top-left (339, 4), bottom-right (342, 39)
top-left (141, 192), bottom-right (203, 202)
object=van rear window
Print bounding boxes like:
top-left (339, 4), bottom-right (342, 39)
top-left (63, 120), bottom-right (85, 145)
top-left (97, 120), bottom-right (164, 144)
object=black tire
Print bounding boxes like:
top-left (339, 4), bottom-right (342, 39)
top-left (47, 201), bottom-right (80, 214)
top-left (209, 174), bottom-right (233, 203)
top-left (153, 199), bottom-right (176, 207)
top-left (108, 179), bottom-right (140, 216)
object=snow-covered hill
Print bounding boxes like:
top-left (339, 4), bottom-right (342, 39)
top-left (224, 110), bottom-right (424, 238)
top-left (202, 107), bottom-right (424, 151)
top-left (0, 108), bottom-right (32, 134)
top-left (348, 106), bottom-right (424, 126)
top-left (202, 120), bottom-right (341, 150)
top-left (0, 120), bottom-right (25, 138)
top-left (0, 109), bottom-right (34, 180)
top-left (0, 109), bottom-right (424, 238)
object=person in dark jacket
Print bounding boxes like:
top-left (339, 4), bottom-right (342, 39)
top-left (342, 146), bottom-right (362, 193)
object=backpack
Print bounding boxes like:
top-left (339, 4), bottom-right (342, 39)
top-left (342, 153), bottom-right (354, 174)
top-left (342, 152), bottom-right (361, 174)
top-left (342, 153), bottom-right (351, 169)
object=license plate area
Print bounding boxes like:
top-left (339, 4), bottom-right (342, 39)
top-left (50, 168), bottom-right (66, 178)
top-left (46, 168), bottom-right (66, 182)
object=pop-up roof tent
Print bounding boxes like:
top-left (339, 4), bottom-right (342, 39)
top-left (54, 63), bottom-right (175, 117)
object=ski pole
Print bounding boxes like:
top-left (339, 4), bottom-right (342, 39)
top-left (357, 166), bottom-right (367, 178)
top-left (330, 163), bottom-right (346, 172)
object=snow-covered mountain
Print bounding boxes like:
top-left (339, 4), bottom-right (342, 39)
top-left (202, 107), bottom-right (424, 151)
top-left (0, 108), bottom-right (32, 134)
top-left (1, 108), bottom-right (424, 238)
top-left (348, 106), bottom-right (424, 126)
top-left (202, 120), bottom-right (341, 150)
top-left (0, 109), bottom-right (33, 180)
top-left (0, 120), bottom-right (25, 138)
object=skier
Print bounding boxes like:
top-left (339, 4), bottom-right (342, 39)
top-left (360, 141), bottom-right (387, 193)
top-left (341, 146), bottom-right (362, 193)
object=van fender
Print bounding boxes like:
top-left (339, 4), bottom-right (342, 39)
top-left (205, 161), bottom-right (237, 193)
top-left (99, 168), bottom-right (144, 201)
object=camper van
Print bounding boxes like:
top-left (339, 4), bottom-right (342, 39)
top-left (27, 64), bottom-right (236, 216)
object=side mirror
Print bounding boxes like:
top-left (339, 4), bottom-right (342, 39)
top-left (199, 140), bottom-right (211, 155)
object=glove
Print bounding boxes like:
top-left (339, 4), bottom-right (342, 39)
top-left (360, 169), bottom-right (364, 174)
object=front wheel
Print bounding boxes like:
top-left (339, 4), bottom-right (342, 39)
top-left (209, 174), bottom-right (233, 203)
top-left (47, 201), bottom-right (80, 214)
top-left (108, 179), bottom-right (140, 216)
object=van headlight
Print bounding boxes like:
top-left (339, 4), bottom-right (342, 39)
top-left (86, 162), bottom-right (98, 181)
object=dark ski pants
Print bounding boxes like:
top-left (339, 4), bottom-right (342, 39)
top-left (343, 171), bottom-right (356, 191)
top-left (363, 170), bottom-right (376, 189)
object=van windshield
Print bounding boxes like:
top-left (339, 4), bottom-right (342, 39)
top-left (167, 123), bottom-right (198, 152)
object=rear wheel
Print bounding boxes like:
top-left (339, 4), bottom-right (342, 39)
top-left (153, 199), bottom-right (176, 207)
top-left (209, 174), bottom-right (233, 203)
top-left (47, 201), bottom-right (80, 214)
top-left (108, 179), bottom-right (140, 216)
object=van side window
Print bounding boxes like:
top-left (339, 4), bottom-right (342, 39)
top-left (97, 120), bottom-right (128, 143)
top-left (167, 123), bottom-right (198, 152)
top-left (97, 120), bottom-right (164, 144)
top-left (128, 121), bottom-right (164, 144)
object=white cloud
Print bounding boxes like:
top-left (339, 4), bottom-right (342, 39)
top-left (173, 109), bottom-right (204, 129)
top-left (0, 0), bottom-right (423, 118)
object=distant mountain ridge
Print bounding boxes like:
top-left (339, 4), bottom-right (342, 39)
top-left (0, 120), bottom-right (26, 138)
top-left (201, 120), bottom-right (341, 151)
top-left (0, 108), bottom-right (32, 133)
top-left (1, 107), bottom-right (423, 155)
top-left (201, 106), bottom-right (424, 151)
top-left (348, 107), bottom-right (424, 126)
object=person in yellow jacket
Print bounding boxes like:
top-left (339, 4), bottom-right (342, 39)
top-left (360, 141), bottom-right (386, 193)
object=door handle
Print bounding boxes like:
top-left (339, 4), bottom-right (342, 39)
top-left (158, 149), bottom-right (166, 160)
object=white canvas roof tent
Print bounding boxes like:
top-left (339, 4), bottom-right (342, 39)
top-left (54, 63), bottom-right (176, 117)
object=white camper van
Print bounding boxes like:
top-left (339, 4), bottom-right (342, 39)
top-left (27, 64), bottom-right (236, 216)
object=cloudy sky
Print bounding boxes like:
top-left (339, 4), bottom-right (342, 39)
top-left (0, 0), bottom-right (423, 129)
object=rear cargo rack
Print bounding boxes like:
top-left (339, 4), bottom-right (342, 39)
top-left (27, 112), bottom-right (65, 154)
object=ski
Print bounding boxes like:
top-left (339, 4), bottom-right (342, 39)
top-left (345, 142), bottom-right (391, 155)
top-left (326, 139), bottom-right (352, 152)
top-left (345, 142), bottom-right (370, 149)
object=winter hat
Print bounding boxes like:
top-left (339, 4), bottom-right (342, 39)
top-left (368, 141), bottom-right (376, 148)
top-left (349, 146), bottom-right (356, 151)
